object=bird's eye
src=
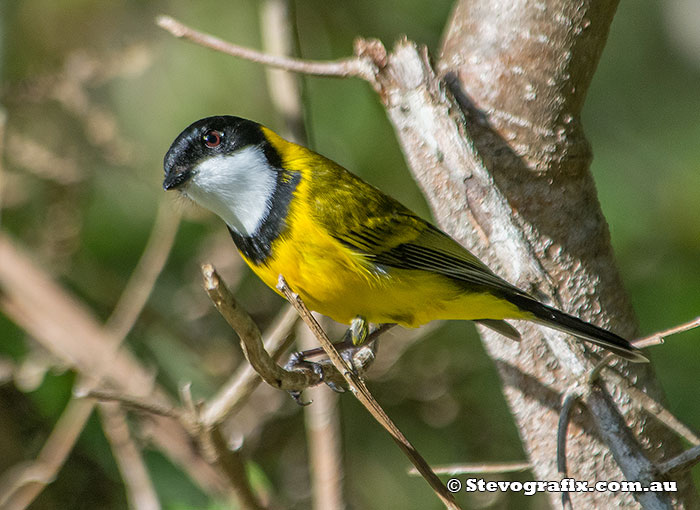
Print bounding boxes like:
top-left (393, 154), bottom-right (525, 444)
top-left (203, 130), bottom-right (223, 148)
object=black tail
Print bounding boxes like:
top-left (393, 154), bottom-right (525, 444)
top-left (506, 294), bottom-right (648, 363)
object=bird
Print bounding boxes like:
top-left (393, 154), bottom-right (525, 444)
top-left (163, 115), bottom-right (647, 363)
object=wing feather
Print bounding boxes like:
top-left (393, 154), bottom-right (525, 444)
top-left (306, 156), bottom-right (526, 296)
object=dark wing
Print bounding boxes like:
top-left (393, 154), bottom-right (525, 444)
top-left (308, 159), bottom-right (647, 361)
top-left (307, 156), bottom-right (524, 296)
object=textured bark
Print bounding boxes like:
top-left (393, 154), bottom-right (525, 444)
top-left (356, 0), bottom-right (697, 508)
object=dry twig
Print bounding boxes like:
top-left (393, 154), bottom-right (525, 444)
top-left (99, 403), bottom-right (161, 510)
top-left (408, 461), bottom-right (531, 476)
top-left (200, 264), bottom-right (377, 394)
top-left (157, 15), bottom-right (375, 80)
top-left (556, 389), bottom-right (582, 510)
top-left (658, 445), bottom-right (700, 477)
top-left (276, 275), bottom-right (460, 510)
top-left (0, 205), bottom-right (225, 509)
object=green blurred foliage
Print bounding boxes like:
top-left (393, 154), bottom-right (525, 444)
top-left (0, 0), bottom-right (698, 509)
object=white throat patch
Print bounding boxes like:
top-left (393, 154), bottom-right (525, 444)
top-left (183, 146), bottom-right (277, 236)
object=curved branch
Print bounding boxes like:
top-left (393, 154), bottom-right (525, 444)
top-left (156, 15), bottom-right (375, 80)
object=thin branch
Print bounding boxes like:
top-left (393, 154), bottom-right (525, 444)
top-left (99, 403), bottom-right (161, 510)
top-left (557, 389), bottom-right (582, 510)
top-left (201, 264), bottom-right (319, 391)
top-left (156, 15), bottom-right (376, 81)
top-left (297, 320), bottom-right (346, 510)
top-left (105, 201), bottom-right (182, 337)
top-left (83, 388), bottom-right (181, 420)
top-left (276, 275), bottom-right (460, 510)
top-left (632, 316), bottom-right (700, 349)
top-left (658, 445), bottom-right (700, 477)
top-left (209, 428), bottom-right (267, 510)
top-left (0, 203), bottom-right (208, 508)
top-left (408, 461), bottom-right (531, 476)
top-left (585, 384), bottom-right (671, 509)
top-left (588, 318), bottom-right (700, 446)
top-left (0, 398), bottom-right (94, 510)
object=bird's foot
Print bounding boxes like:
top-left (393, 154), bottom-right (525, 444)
top-left (284, 350), bottom-right (348, 405)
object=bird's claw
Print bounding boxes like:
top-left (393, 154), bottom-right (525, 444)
top-left (285, 351), bottom-right (347, 405)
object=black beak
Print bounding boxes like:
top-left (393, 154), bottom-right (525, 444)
top-left (163, 167), bottom-right (191, 191)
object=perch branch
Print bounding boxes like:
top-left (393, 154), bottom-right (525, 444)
top-left (201, 264), bottom-right (319, 391)
top-left (276, 275), bottom-right (460, 510)
top-left (201, 264), bottom-right (378, 394)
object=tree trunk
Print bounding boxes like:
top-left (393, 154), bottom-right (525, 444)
top-left (357, 0), bottom-right (697, 507)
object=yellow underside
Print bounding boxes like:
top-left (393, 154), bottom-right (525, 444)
top-left (242, 128), bottom-right (530, 327)
top-left (242, 215), bottom-right (527, 328)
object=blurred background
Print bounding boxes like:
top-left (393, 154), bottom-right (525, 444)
top-left (1, 0), bottom-right (698, 509)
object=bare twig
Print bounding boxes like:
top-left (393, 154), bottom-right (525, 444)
top-left (105, 201), bottom-right (182, 336)
top-left (99, 403), bottom-right (161, 510)
top-left (557, 389), bottom-right (582, 510)
top-left (298, 321), bottom-right (346, 510)
top-left (83, 388), bottom-right (181, 420)
top-left (658, 445), bottom-right (700, 477)
top-left (408, 461), bottom-right (531, 476)
top-left (156, 15), bottom-right (375, 81)
top-left (0, 398), bottom-right (94, 510)
top-left (588, 318), bottom-right (700, 446)
top-left (201, 264), bottom-right (319, 391)
top-left (632, 316), bottom-right (700, 349)
top-left (276, 275), bottom-right (460, 510)
top-left (0, 207), bottom-right (225, 508)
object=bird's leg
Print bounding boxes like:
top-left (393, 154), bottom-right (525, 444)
top-left (288, 316), bottom-right (369, 360)
top-left (348, 316), bottom-right (369, 345)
